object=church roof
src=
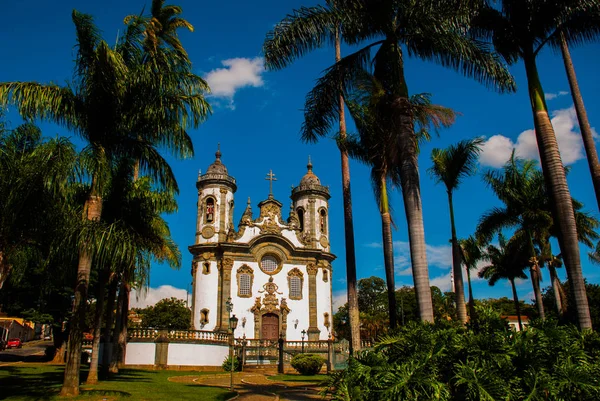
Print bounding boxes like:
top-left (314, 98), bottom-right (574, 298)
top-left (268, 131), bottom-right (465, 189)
top-left (299, 157), bottom-right (321, 186)
top-left (291, 157), bottom-right (330, 200)
top-left (206, 145), bottom-right (228, 175)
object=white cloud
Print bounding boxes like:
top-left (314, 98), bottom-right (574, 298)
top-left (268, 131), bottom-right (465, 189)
top-left (545, 91), bottom-right (569, 101)
top-left (480, 105), bottom-right (588, 168)
top-left (204, 57), bottom-right (265, 109)
top-left (430, 272), bottom-right (453, 292)
top-left (130, 285), bottom-right (188, 308)
top-left (392, 241), bottom-right (452, 271)
top-left (332, 290), bottom-right (348, 312)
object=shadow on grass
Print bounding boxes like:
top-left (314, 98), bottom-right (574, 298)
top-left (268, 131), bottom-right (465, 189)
top-left (181, 386), bottom-right (236, 401)
top-left (0, 367), bottom-right (63, 400)
top-left (80, 389), bottom-right (132, 397)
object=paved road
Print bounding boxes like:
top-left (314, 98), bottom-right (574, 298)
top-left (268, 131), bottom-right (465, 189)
top-left (0, 340), bottom-right (52, 365)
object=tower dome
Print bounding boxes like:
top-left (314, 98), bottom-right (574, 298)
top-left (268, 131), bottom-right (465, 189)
top-left (299, 157), bottom-right (321, 187)
top-left (197, 144), bottom-right (236, 192)
top-left (205, 145), bottom-right (229, 175)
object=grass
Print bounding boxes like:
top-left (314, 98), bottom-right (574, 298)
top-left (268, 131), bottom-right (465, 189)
top-left (267, 373), bottom-right (328, 383)
top-left (0, 364), bottom-right (234, 400)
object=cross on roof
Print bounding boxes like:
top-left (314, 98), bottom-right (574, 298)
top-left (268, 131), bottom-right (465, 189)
top-left (265, 169), bottom-right (277, 198)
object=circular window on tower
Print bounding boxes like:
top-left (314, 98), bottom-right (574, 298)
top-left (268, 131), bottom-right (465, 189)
top-left (260, 255), bottom-right (280, 274)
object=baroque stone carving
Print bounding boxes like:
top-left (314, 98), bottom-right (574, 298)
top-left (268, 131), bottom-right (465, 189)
top-left (201, 225), bottom-right (215, 239)
top-left (306, 262), bottom-right (318, 276)
top-left (319, 235), bottom-right (329, 248)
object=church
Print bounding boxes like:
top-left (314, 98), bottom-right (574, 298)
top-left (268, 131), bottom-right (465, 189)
top-left (188, 147), bottom-right (335, 341)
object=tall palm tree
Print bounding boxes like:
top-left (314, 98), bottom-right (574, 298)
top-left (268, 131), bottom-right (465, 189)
top-left (0, 9), bottom-right (207, 394)
top-left (473, 0), bottom-right (600, 329)
top-left (429, 138), bottom-right (484, 324)
top-left (262, 1), bottom-right (362, 352)
top-left (458, 235), bottom-right (485, 319)
top-left (479, 234), bottom-right (529, 330)
top-left (264, 0), bottom-right (515, 322)
top-left (344, 74), bottom-right (455, 328)
top-left (559, 33), bottom-right (600, 213)
top-left (478, 156), bottom-right (551, 320)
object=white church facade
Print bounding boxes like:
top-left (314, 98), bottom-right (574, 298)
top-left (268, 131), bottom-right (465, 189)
top-left (188, 147), bottom-right (335, 342)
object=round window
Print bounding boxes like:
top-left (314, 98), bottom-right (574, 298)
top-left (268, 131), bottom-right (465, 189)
top-left (260, 255), bottom-right (279, 273)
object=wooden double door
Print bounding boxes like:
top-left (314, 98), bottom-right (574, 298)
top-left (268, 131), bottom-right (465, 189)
top-left (261, 313), bottom-right (279, 340)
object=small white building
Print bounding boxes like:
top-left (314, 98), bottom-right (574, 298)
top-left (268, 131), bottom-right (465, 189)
top-left (189, 148), bottom-right (335, 342)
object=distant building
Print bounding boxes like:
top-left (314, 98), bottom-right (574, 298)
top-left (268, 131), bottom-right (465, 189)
top-left (0, 318), bottom-right (35, 342)
top-left (189, 148), bottom-right (335, 341)
top-left (503, 315), bottom-right (529, 331)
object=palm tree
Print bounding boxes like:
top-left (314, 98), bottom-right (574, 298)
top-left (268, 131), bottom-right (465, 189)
top-left (429, 138), bottom-right (483, 324)
top-left (86, 162), bottom-right (180, 383)
top-left (343, 73), bottom-right (455, 328)
top-left (478, 156), bottom-right (551, 320)
top-left (0, 9), bottom-right (207, 394)
top-left (473, 0), bottom-right (600, 329)
top-left (262, 1), bottom-right (362, 352)
top-left (264, 0), bottom-right (515, 322)
top-left (458, 236), bottom-right (485, 319)
top-left (0, 122), bottom-right (77, 289)
top-left (559, 33), bottom-right (600, 213)
top-left (479, 234), bottom-right (529, 330)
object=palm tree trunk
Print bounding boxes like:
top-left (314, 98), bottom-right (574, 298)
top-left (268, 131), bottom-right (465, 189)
top-left (510, 278), bottom-right (523, 331)
top-left (380, 176), bottom-right (398, 329)
top-left (101, 273), bottom-right (118, 377)
top-left (548, 263), bottom-right (565, 316)
top-left (86, 266), bottom-right (109, 384)
top-left (560, 33), bottom-right (600, 213)
top-left (523, 54), bottom-right (591, 329)
top-left (335, 26), bottom-right (361, 353)
top-left (116, 281), bottom-right (130, 367)
top-left (60, 193), bottom-right (103, 397)
top-left (109, 278), bottom-right (126, 374)
top-left (0, 250), bottom-right (9, 290)
top-left (51, 325), bottom-right (67, 363)
top-left (394, 96), bottom-right (434, 322)
top-left (529, 264), bottom-right (545, 320)
top-left (448, 192), bottom-right (467, 324)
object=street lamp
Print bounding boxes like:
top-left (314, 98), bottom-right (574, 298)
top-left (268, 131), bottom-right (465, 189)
top-left (226, 297), bottom-right (238, 392)
top-left (301, 329), bottom-right (306, 354)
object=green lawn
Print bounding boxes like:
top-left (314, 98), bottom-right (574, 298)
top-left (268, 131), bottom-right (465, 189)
top-left (267, 373), bottom-right (328, 383)
top-left (0, 364), bottom-right (234, 400)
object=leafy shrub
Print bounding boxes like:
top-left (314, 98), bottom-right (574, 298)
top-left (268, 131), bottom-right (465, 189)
top-left (323, 306), bottom-right (600, 400)
top-left (222, 355), bottom-right (241, 372)
top-left (291, 353), bottom-right (325, 375)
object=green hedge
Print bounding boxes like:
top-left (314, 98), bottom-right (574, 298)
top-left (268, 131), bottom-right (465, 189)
top-left (291, 353), bottom-right (325, 375)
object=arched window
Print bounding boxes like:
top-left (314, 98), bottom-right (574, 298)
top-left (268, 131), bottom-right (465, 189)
top-left (297, 208), bottom-right (304, 231)
top-left (322, 269), bottom-right (328, 282)
top-left (237, 265), bottom-right (254, 297)
top-left (205, 198), bottom-right (215, 223)
top-left (319, 209), bottom-right (327, 234)
top-left (288, 268), bottom-right (304, 300)
top-left (200, 309), bottom-right (209, 326)
top-left (202, 262), bottom-right (210, 275)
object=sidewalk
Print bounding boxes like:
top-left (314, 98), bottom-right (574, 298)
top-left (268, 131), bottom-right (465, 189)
top-left (169, 371), bottom-right (327, 401)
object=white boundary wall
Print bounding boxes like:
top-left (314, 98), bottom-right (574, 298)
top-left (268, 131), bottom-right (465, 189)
top-left (167, 343), bottom-right (229, 366)
top-left (125, 342), bottom-right (156, 365)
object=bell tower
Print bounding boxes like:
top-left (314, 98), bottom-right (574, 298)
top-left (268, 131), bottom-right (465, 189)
top-left (290, 157), bottom-right (330, 251)
top-left (195, 145), bottom-right (237, 244)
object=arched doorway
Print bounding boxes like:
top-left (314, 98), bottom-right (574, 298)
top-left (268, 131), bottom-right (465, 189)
top-left (261, 313), bottom-right (279, 340)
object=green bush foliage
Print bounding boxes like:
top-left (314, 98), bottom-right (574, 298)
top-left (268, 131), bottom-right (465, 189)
top-left (221, 355), bottom-right (241, 372)
top-left (323, 306), bottom-right (600, 400)
top-left (291, 354), bottom-right (325, 375)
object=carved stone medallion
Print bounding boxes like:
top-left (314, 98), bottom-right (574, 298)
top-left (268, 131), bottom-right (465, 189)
top-left (319, 235), bottom-right (329, 248)
top-left (201, 225), bottom-right (215, 239)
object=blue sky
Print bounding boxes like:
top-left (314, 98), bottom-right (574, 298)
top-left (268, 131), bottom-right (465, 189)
top-left (1, 0), bottom-right (599, 310)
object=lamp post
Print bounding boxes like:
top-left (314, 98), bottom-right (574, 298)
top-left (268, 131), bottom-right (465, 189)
top-left (226, 297), bottom-right (238, 392)
top-left (301, 329), bottom-right (306, 354)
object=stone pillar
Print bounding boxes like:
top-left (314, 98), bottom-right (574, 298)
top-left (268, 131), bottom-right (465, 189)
top-left (306, 263), bottom-right (321, 341)
top-left (308, 198), bottom-right (316, 248)
top-left (217, 258), bottom-right (234, 332)
top-left (219, 188), bottom-right (228, 241)
top-left (154, 330), bottom-right (169, 370)
top-left (190, 259), bottom-right (198, 329)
